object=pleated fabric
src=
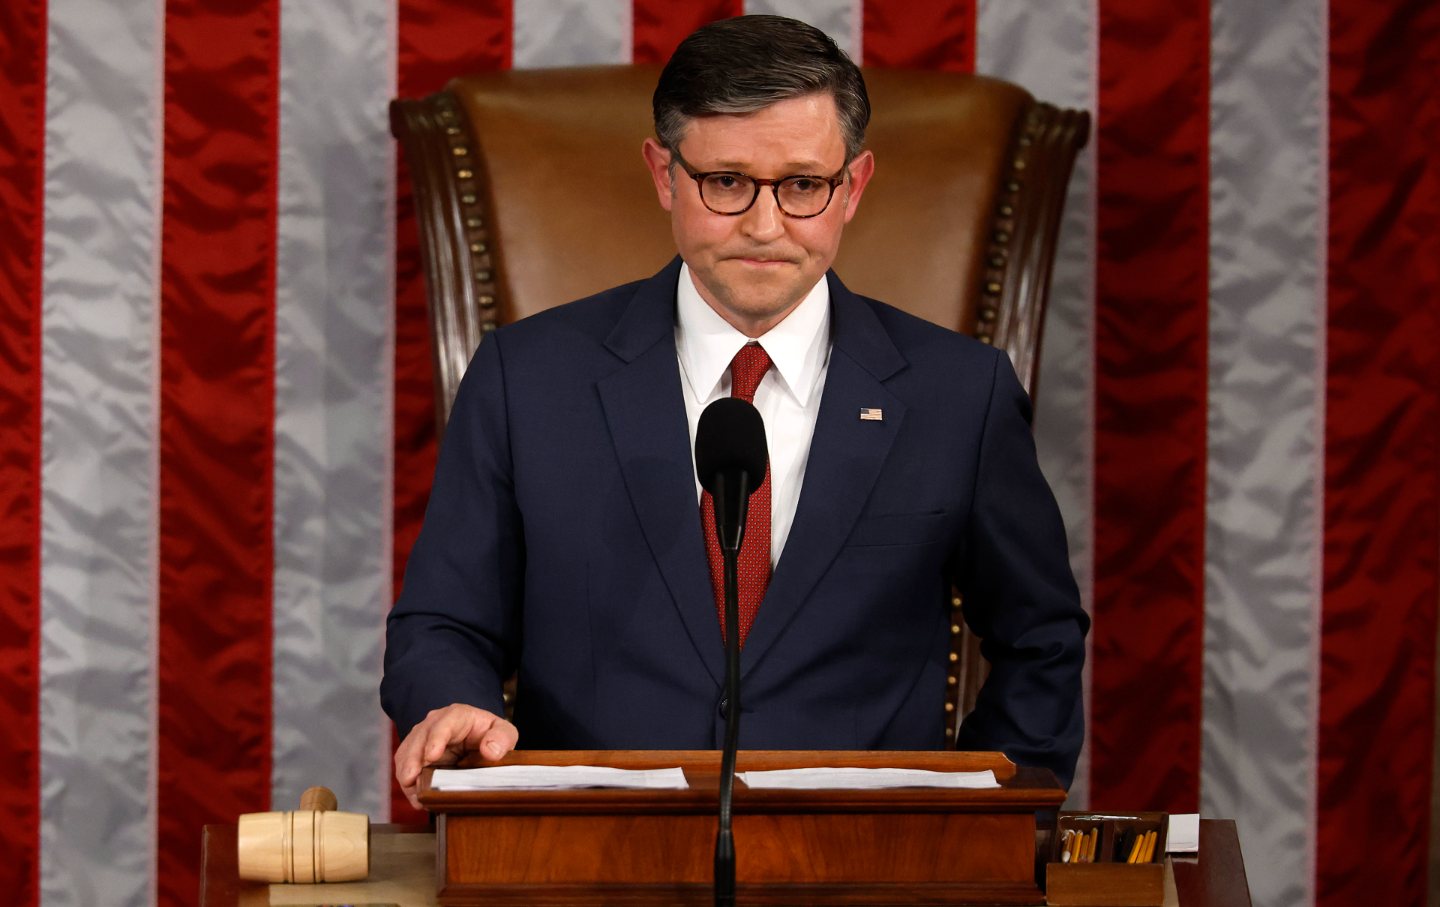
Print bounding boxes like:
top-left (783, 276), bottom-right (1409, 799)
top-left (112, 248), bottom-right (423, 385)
top-left (4, 3), bottom-right (1436, 905)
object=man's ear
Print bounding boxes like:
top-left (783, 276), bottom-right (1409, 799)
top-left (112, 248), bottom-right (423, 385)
top-left (641, 138), bottom-right (676, 212)
top-left (839, 149), bottom-right (875, 224)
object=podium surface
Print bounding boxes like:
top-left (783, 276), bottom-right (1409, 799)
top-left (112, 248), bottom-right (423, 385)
top-left (200, 750), bottom-right (1252, 906)
top-left (422, 750), bottom-right (1060, 905)
top-left (201, 821), bottom-right (1251, 906)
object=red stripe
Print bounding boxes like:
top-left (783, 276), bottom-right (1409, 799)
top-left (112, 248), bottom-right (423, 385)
top-left (862, 0), bottom-right (974, 72)
top-left (632, 0), bottom-right (741, 65)
top-left (156, 0), bottom-right (279, 901)
top-left (1319, 1), bottom-right (1440, 903)
top-left (0, 1), bottom-right (45, 901)
top-left (1090, 0), bottom-right (1210, 812)
top-left (397, 0), bottom-right (511, 95)
top-left (392, 0), bottom-right (511, 825)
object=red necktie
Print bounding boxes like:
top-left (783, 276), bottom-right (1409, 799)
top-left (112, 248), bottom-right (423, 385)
top-left (701, 343), bottom-right (772, 647)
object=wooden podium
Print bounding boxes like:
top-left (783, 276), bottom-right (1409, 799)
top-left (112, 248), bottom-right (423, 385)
top-left (418, 749), bottom-right (1067, 906)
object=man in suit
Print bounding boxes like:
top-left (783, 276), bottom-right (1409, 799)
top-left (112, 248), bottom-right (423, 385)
top-left (383, 14), bottom-right (1087, 810)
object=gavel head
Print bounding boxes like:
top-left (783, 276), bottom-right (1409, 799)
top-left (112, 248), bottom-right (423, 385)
top-left (236, 788), bottom-right (369, 883)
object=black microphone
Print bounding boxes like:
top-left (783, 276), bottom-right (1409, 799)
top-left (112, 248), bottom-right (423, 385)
top-left (696, 397), bottom-right (769, 553)
top-left (695, 396), bottom-right (768, 907)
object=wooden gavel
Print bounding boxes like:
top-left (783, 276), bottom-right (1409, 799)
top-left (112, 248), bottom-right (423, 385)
top-left (236, 786), bottom-right (369, 883)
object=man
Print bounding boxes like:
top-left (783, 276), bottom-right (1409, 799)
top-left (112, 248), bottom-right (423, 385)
top-left (383, 15), bottom-right (1087, 810)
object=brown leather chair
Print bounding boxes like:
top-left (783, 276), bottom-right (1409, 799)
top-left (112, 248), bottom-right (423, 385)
top-left (390, 64), bottom-right (1089, 743)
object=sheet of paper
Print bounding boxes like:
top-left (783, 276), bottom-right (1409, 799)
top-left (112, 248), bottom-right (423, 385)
top-left (1166, 813), bottom-right (1200, 853)
top-left (737, 767), bottom-right (999, 790)
top-left (430, 765), bottom-right (689, 791)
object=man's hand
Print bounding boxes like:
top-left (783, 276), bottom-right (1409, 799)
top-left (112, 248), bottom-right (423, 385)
top-left (393, 704), bottom-right (518, 809)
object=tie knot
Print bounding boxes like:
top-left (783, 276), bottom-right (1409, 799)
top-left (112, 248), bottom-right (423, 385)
top-left (729, 343), bottom-right (772, 402)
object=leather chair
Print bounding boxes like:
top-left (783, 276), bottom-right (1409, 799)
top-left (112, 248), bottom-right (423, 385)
top-left (390, 64), bottom-right (1089, 743)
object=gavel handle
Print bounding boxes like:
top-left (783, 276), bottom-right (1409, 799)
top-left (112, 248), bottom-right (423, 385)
top-left (298, 786), bottom-right (338, 812)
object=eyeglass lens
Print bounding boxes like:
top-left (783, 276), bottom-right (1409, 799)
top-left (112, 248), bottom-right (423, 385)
top-left (700, 174), bottom-right (835, 217)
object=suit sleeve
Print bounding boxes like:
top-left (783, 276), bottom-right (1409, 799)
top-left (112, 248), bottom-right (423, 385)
top-left (381, 335), bottom-right (523, 737)
top-left (953, 349), bottom-right (1089, 787)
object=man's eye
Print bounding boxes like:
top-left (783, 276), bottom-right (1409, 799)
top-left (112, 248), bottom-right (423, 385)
top-left (785, 178), bottom-right (822, 194)
top-left (709, 174), bottom-right (745, 191)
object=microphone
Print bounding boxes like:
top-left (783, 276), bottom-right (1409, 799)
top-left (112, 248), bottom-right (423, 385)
top-left (695, 396), bottom-right (768, 907)
top-left (696, 397), bottom-right (769, 553)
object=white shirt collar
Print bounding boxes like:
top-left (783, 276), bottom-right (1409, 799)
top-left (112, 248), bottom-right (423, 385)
top-left (674, 262), bottom-right (830, 408)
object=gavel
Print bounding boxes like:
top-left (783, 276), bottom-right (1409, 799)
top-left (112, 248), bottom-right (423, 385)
top-left (236, 786), bottom-right (369, 883)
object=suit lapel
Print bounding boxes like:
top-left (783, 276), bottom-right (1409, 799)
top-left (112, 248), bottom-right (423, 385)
top-left (597, 259), bottom-right (724, 686)
top-left (740, 274), bottom-right (909, 675)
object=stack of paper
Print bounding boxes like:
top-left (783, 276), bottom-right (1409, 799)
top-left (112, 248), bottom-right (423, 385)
top-left (430, 765), bottom-right (689, 790)
top-left (737, 767), bottom-right (999, 790)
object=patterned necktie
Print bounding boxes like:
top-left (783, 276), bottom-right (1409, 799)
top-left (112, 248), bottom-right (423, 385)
top-left (701, 342), bottom-right (773, 647)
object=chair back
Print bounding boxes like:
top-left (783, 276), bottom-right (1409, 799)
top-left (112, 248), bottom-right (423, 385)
top-left (391, 64), bottom-right (1089, 736)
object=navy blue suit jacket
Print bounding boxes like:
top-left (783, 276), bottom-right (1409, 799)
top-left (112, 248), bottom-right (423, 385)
top-left (382, 258), bottom-right (1088, 785)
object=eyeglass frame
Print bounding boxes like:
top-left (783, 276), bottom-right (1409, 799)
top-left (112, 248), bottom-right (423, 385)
top-left (668, 148), bottom-right (850, 219)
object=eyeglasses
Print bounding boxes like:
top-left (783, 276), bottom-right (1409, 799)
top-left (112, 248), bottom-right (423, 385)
top-left (670, 149), bottom-right (847, 218)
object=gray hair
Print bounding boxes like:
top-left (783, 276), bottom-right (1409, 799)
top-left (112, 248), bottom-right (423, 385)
top-left (652, 15), bottom-right (871, 161)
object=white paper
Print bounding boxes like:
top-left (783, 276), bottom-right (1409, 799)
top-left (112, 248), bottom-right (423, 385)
top-left (430, 765), bottom-right (689, 791)
top-left (1166, 813), bottom-right (1200, 853)
top-left (736, 767), bottom-right (999, 790)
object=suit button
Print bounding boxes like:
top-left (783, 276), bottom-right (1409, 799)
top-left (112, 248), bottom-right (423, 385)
top-left (718, 698), bottom-right (729, 719)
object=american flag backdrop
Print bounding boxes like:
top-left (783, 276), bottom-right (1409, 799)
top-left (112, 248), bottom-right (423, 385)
top-left (1, 1), bottom-right (1436, 905)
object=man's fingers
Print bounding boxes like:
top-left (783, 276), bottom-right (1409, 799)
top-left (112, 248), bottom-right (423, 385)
top-left (395, 704), bottom-right (516, 779)
top-left (478, 718), bottom-right (518, 760)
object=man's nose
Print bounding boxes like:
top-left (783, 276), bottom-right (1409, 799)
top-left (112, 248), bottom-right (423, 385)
top-left (739, 187), bottom-right (786, 241)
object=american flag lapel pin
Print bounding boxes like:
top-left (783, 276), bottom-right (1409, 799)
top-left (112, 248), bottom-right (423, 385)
top-left (859, 407), bottom-right (884, 421)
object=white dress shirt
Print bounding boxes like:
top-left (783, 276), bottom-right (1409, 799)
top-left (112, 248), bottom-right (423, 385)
top-left (675, 262), bottom-right (831, 566)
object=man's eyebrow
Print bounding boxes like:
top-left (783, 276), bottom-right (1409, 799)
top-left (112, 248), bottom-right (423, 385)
top-left (704, 159), bottom-right (834, 173)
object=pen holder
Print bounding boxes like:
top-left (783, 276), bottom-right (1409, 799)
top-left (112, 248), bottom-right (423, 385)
top-left (236, 786), bottom-right (370, 883)
top-left (1045, 811), bottom-right (1166, 906)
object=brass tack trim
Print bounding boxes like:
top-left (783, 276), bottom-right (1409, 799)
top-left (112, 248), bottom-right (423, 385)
top-left (949, 652), bottom-right (959, 663)
top-left (457, 168), bottom-right (473, 179)
top-left (985, 281), bottom-right (1002, 296)
top-left (947, 675), bottom-right (957, 686)
top-left (951, 595), bottom-right (963, 608)
top-left (977, 333), bottom-right (993, 344)
top-left (950, 624), bottom-right (962, 635)
top-left (461, 193), bottom-right (476, 205)
top-left (476, 269), bottom-right (492, 282)
top-left (993, 230), bottom-right (1010, 244)
top-left (478, 294), bottom-right (496, 308)
top-left (466, 217), bottom-right (483, 229)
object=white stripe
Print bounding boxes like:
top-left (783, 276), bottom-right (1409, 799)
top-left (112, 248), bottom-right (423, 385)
top-left (746, 0), bottom-right (864, 60)
top-left (272, 0), bottom-right (395, 820)
top-left (513, 0), bottom-right (630, 69)
top-left (39, 0), bottom-right (164, 903)
top-left (975, 0), bottom-right (1098, 811)
top-left (380, 0), bottom-right (400, 825)
top-left (1204, 2), bottom-right (1325, 905)
top-left (1309, 3), bottom-right (1327, 903)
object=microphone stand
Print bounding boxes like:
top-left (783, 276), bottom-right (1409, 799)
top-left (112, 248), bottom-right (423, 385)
top-left (714, 470), bottom-right (749, 907)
